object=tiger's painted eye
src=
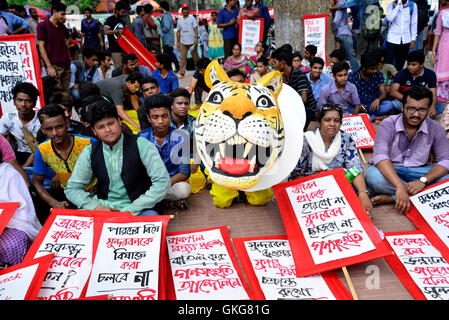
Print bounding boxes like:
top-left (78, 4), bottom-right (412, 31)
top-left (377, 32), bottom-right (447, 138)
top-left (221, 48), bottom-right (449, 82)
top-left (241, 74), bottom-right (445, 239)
top-left (256, 95), bottom-right (274, 109)
top-left (207, 91), bottom-right (224, 105)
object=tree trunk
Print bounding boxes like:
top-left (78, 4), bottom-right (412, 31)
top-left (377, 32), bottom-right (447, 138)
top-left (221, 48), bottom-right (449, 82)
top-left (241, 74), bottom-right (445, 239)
top-left (273, 0), bottom-right (336, 54)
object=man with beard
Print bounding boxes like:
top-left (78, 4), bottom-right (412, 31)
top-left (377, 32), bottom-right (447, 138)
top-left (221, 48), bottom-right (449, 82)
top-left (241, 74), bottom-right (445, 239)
top-left (365, 86), bottom-right (449, 213)
top-left (348, 52), bottom-right (394, 120)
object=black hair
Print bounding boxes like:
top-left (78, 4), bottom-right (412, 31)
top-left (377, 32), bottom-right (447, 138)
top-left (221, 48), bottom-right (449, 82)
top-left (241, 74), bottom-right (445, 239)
top-left (227, 68), bottom-right (246, 80)
top-left (144, 94), bottom-right (172, 114)
top-left (37, 104), bottom-right (67, 124)
top-left (83, 7), bottom-right (92, 13)
top-left (170, 87), bottom-right (190, 100)
top-left (141, 76), bottom-right (159, 87)
top-left (310, 56), bottom-right (325, 68)
top-left (143, 3), bottom-right (154, 13)
top-left (329, 48), bottom-right (346, 62)
top-left (292, 51), bottom-right (302, 60)
top-left (232, 43), bottom-right (242, 51)
top-left (279, 43), bottom-right (293, 53)
top-left (407, 50), bottom-right (425, 64)
top-left (136, 5), bottom-right (144, 14)
top-left (0, 0), bottom-right (8, 11)
top-left (51, 1), bottom-right (66, 14)
top-left (370, 47), bottom-right (387, 62)
top-left (126, 71), bottom-right (145, 86)
top-left (86, 98), bottom-right (119, 127)
top-left (196, 57), bottom-right (211, 70)
top-left (360, 52), bottom-right (379, 69)
top-left (331, 61), bottom-right (350, 76)
top-left (123, 53), bottom-right (138, 65)
top-left (115, 0), bottom-right (128, 12)
top-left (402, 86), bottom-right (433, 107)
top-left (160, 1), bottom-right (170, 11)
top-left (318, 103), bottom-right (343, 123)
top-left (99, 50), bottom-right (112, 62)
top-left (11, 82), bottom-right (40, 105)
top-left (82, 47), bottom-right (99, 60)
top-left (257, 56), bottom-right (269, 66)
top-left (156, 53), bottom-right (172, 71)
top-left (49, 91), bottom-right (74, 108)
top-left (271, 47), bottom-right (293, 66)
top-left (305, 45), bottom-right (317, 56)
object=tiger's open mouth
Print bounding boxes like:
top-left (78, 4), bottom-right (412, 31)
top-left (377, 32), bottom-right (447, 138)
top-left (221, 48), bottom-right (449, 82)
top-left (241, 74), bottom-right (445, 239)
top-left (205, 134), bottom-right (273, 177)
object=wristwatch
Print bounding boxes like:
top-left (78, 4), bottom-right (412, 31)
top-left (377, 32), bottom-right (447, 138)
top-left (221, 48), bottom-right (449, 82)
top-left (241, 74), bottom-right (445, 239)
top-left (419, 176), bottom-right (428, 185)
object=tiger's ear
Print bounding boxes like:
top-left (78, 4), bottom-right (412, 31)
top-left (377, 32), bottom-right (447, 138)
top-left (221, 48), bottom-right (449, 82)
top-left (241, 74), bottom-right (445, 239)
top-left (205, 60), bottom-right (230, 89)
top-left (257, 71), bottom-right (283, 98)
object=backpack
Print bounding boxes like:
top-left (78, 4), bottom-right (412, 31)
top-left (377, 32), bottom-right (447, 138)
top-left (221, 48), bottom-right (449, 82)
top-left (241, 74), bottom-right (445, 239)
top-left (362, 1), bottom-right (384, 39)
top-left (411, 0), bottom-right (430, 33)
top-left (143, 15), bottom-right (159, 40)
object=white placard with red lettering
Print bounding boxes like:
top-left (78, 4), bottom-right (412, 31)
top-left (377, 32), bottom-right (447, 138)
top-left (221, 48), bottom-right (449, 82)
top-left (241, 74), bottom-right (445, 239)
top-left (284, 174), bottom-right (376, 265)
top-left (0, 34), bottom-right (44, 115)
top-left (85, 220), bottom-right (164, 300)
top-left (341, 114), bottom-right (376, 149)
top-left (239, 18), bottom-right (264, 57)
top-left (166, 227), bottom-right (252, 300)
top-left (386, 232), bottom-right (449, 300)
top-left (302, 14), bottom-right (330, 66)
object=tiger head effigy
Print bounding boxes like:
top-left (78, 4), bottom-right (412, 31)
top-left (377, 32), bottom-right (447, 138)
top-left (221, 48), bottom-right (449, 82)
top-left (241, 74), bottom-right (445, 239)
top-left (194, 61), bottom-right (285, 190)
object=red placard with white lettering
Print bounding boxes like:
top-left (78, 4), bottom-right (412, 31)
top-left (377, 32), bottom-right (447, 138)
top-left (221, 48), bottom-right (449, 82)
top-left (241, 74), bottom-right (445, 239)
top-left (0, 254), bottom-right (54, 300)
top-left (84, 215), bottom-right (170, 300)
top-left (272, 169), bottom-right (392, 277)
top-left (341, 114), bottom-right (376, 149)
top-left (0, 202), bottom-right (20, 236)
top-left (23, 208), bottom-right (130, 300)
top-left (165, 226), bottom-right (254, 300)
top-left (0, 34), bottom-right (45, 117)
top-left (233, 235), bottom-right (353, 300)
top-left (384, 230), bottom-right (449, 300)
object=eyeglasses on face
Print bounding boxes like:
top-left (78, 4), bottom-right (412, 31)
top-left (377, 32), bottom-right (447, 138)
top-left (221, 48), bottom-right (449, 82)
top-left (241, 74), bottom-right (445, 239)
top-left (405, 106), bottom-right (428, 115)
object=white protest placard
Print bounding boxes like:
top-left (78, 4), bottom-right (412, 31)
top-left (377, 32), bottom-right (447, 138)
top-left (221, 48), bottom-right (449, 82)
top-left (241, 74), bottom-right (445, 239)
top-left (341, 114), bottom-right (376, 149)
top-left (85, 219), bottom-right (166, 300)
top-left (166, 227), bottom-right (252, 300)
top-left (386, 232), bottom-right (449, 300)
top-left (302, 14), bottom-right (330, 66)
top-left (0, 34), bottom-right (44, 115)
top-left (239, 18), bottom-right (263, 57)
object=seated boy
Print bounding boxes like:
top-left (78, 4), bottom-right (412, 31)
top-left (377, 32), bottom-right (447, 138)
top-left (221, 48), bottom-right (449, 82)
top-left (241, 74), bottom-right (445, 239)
top-left (65, 98), bottom-right (171, 215)
top-left (138, 94), bottom-right (191, 210)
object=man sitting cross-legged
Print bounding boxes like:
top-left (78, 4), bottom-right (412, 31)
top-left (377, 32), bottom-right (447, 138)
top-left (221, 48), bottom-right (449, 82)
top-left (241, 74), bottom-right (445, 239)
top-left (65, 98), bottom-right (171, 215)
top-left (365, 86), bottom-right (449, 213)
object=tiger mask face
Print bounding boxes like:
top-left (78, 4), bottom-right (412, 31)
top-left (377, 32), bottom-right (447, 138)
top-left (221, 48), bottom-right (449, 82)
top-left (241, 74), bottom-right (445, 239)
top-left (194, 61), bottom-right (285, 190)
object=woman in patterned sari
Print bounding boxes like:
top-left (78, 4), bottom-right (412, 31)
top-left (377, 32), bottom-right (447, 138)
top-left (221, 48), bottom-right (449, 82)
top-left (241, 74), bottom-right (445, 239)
top-left (223, 43), bottom-right (248, 74)
top-left (290, 103), bottom-right (373, 215)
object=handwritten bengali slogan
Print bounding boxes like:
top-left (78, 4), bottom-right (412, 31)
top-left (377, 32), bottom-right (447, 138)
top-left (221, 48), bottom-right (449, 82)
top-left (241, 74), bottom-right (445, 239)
top-left (386, 233), bottom-right (449, 300)
top-left (31, 215), bottom-right (94, 300)
top-left (341, 115), bottom-right (375, 149)
top-left (241, 238), bottom-right (337, 300)
top-left (240, 18), bottom-right (263, 57)
top-left (285, 174), bottom-right (376, 265)
top-left (303, 14), bottom-right (330, 66)
top-left (166, 228), bottom-right (250, 300)
top-left (0, 35), bottom-right (43, 114)
top-left (410, 180), bottom-right (449, 249)
top-left (85, 221), bottom-right (163, 300)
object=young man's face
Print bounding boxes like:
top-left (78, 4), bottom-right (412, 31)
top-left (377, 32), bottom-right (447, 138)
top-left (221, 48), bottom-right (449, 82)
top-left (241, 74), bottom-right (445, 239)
top-left (30, 8), bottom-right (38, 19)
top-left (172, 96), bottom-right (190, 118)
top-left (124, 59), bottom-right (137, 73)
top-left (102, 56), bottom-right (113, 69)
top-left (182, 7), bottom-right (190, 17)
top-left (402, 96), bottom-right (430, 128)
top-left (272, 58), bottom-right (283, 72)
top-left (84, 54), bottom-right (99, 69)
top-left (126, 81), bottom-right (140, 94)
top-left (245, 0), bottom-right (253, 8)
top-left (14, 92), bottom-right (35, 116)
top-left (40, 115), bottom-right (69, 146)
top-left (329, 57), bottom-right (339, 68)
top-left (84, 10), bottom-right (91, 19)
top-left (148, 107), bottom-right (170, 135)
top-left (310, 63), bottom-right (323, 79)
top-left (141, 82), bottom-right (160, 99)
top-left (334, 69), bottom-right (348, 87)
top-left (53, 10), bottom-right (66, 23)
top-left (362, 66), bottom-right (378, 78)
top-left (304, 50), bottom-right (312, 61)
top-left (116, 8), bottom-right (128, 18)
top-left (407, 61), bottom-right (424, 76)
top-left (92, 117), bottom-right (122, 146)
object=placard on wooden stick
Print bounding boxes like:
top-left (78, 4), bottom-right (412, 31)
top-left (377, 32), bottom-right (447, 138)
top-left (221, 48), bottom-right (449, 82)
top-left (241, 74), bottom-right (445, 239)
top-left (272, 169), bottom-right (392, 278)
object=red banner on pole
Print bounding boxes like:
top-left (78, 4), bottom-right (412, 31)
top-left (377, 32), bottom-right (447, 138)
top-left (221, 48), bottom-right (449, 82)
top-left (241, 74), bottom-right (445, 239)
top-left (117, 27), bottom-right (157, 72)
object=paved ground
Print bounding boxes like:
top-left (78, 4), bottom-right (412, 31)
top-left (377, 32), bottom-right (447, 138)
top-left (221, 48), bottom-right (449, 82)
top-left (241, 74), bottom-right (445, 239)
top-left (166, 69), bottom-right (438, 300)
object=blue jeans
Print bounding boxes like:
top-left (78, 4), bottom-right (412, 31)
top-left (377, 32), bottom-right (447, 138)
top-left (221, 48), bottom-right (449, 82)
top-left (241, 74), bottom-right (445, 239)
top-left (365, 164), bottom-right (449, 199)
top-left (348, 100), bottom-right (395, 121)
top-left (390, 99), bottom-right (445, 115)
top-left (138, 209), bottom-right (159, 216)
top-left (338, 34), bottom-right (360, 71)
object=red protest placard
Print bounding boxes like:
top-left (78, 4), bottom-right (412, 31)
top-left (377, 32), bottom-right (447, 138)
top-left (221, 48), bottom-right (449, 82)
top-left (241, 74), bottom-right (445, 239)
top-left (23, 208), bottom-right (131, 300)
top-left (165, 226), bottom-right (254, 300)
top-left (232, 235), bottom-right (353, 300)
top-left (117, 27), bottom-right (157, 71)
top-left (0, 202), bottom-right (20, 236)
top-left (0, 34), bottom-right (45, 117)
top-left (0, 254), bottom-right (54, 300)
top-left (384, 230), bottom-right (449, 300)
top-left (341, 114), bottom-right (377, 149)
top-left (272, 169), bottom-right (392, 277)
top-left (83, 215), bottom-right (170, 300)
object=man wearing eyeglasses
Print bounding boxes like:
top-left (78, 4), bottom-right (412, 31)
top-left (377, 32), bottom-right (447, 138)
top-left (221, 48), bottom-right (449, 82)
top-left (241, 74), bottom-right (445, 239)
top-left (365, 86), bottom-right (449, 213)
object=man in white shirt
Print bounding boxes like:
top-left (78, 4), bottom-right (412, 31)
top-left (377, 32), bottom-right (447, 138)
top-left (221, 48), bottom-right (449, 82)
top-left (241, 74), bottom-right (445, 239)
top-left (176, 3), bottom-right (199, 79)
top-left (384, 0), bottom-right (418, 71)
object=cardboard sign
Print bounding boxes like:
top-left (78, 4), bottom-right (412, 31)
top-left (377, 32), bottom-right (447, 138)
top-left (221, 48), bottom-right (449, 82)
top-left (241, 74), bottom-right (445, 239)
top-left (272, 169), bottom-right (392, 277)
top-left (239, 18), bottom-right (264, 57)
top-left (408, 179), bottom-right (449, 263)
top-left (385, 231), bottom-right (449, 300)
top-left (23, 209), bottom-right (130, 300)
top-left (233, 235), bottom-right (352, 300)
top-left (302, 14), bottom-right (330, 66)
top-left (0, 34), bottom-right (44, 116)
top-left (0, 254), bottom-right (53, 300)
top-left (0, 202), bottom-right (19, 236)
top-left (166, 226), bottom-right (253, 300)
top-left (341, 114), bottom-right (376, 149)
top-left (85, 215), bottom-right (170, 300)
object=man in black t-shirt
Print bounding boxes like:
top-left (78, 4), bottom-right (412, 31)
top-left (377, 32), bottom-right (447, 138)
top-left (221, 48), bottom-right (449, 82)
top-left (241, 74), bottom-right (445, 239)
top-left (103, 0), bottom-right (128, 68)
